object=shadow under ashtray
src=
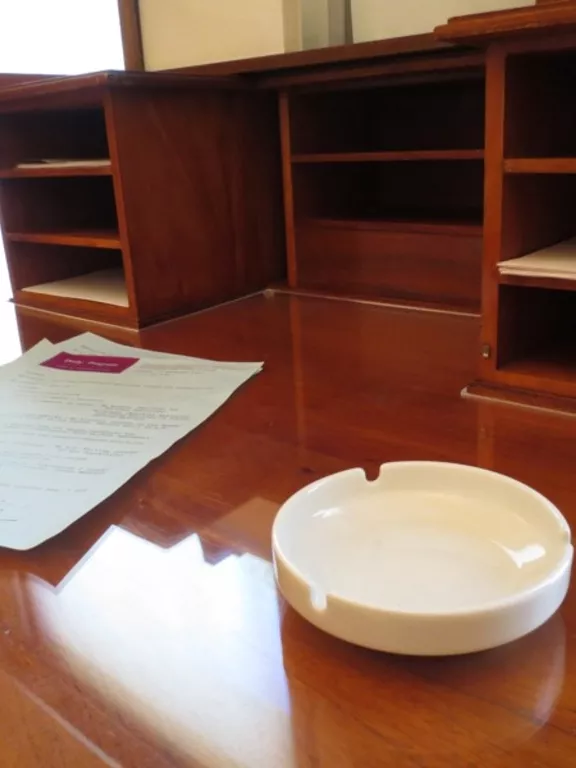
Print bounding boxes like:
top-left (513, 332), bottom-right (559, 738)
top-left (281, 609), bottom-right (566, 763)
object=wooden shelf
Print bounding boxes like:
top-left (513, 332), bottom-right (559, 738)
top-left (0, 162), bottom-right (113, 179)
top-left (300, 216), bottom-right (483, 237)
top-left (500, 348), bottom-right (576, 384)
top-left (499, 272), bottom-right (576, 292)
top-left (21, 268), bottom-right (129, 308)
top-left (504, 158), bottom-right (576, 174)
top-left (6, 229), bottom-right (121, 249)
top-left (292, 150), bottom-right (485, 164)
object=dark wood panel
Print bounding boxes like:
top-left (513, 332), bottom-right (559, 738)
top-left (295, 220), bottom-right (482, 308)
top-left (0, 72), bottom-right (242, 106)
top-left (6, 229), bottom-right (121, 249)
top-left (293, 150), bottom-right (485, 163)
top-left (13, 302), bottom-right (141, 347)
top-left (289, 79), bottom-right (485, 154)
top-left (280, 92), bottom-right (297, 288)
top-left (293, 162), bottom-right (484, 222)
top-left (501, 175), bottom-right (576, 262)
top-left (171, 34), bottom-right (455, 78)
top-left (0, 176), bottom-right (117, 232)
top-left (504, 158), bottom-right (576, 173)
top-left (108, 86), bottom-right (285, 324)
top-left (0, 74), bottom-right (49, 89)
top-left (505, 51), bottom-right (576, 159)
top-left (436, 2), bottom-right (576, 42)
top-left (495, 285), bottom-right (576, 398)
top-left (257, 52), bottom-right (484, 90)
top-left (299, 217), bottom-right (483, 236)
top-left (226, 90), bottom-right (286, 294)
top-left (481, 46), bottom-right (512, 386)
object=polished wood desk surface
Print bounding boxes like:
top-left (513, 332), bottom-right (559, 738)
top-left (0, 294), bottom-right (575, 767)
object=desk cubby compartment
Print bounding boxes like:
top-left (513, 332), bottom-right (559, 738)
top-left (497, 285), bottom-right (576, 398)
top-left (289, 77), bottom-right (485, 156)
top-left (0, 176), bottom-right (118, 238)
top-left (505, 50), bottom-right (576, 162)
top-left (0, 73), bottom-right (285, 331)
top-left (292, 161), bottom-right (484, 309)
top-left (7, 242), bottom-right (130, 321)
top-left (0, 175), bottom-right (128, 322)
top-left (497, 175), bottom-right (576, 285)
top-left (0, 108), bottom-right (109, 171)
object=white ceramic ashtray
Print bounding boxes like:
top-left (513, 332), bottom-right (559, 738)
top-left (273, 462), bottom-right (573, 656)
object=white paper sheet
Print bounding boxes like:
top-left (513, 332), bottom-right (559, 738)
top-left (23, 268), bottom-right (129, 307)
top-left (498, 238), bottom-right (576, 278)
top-left (0, 336), bottom-right (262, 550)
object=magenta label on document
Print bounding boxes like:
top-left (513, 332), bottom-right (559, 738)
top-left (41, 352), bottom-right (139, 374)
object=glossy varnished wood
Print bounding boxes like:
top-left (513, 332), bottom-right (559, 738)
top-left (436, 2), bottom-right (576, 43)
top-left (173, 34), bottom-right (457, 79)
top-left (292, 149), bottom-right (485, 163)
top-left (107, 85), bottom-right (285, 324)
top-left (0, 74), bottom-right (48, 89)
top-left (504, 157), bottom-right (576, 173)
top-left (2, 293), bottom-right (576, 766)
top-left (0, 73), bottom-right (285, 329)
top-left (295, 218), bottom-right (482, 309)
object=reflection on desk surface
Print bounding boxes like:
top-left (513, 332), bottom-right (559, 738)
top-left (0, 293), bottom-right (575, 767)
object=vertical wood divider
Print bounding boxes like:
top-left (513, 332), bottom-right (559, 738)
top-left (481, 45), bottom-right (507, 380)
top-left (279, 92), bottom-right (298, 288)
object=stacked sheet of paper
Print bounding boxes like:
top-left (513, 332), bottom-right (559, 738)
top-left (0, 334), bottom-right (262, 550)
top-left (498, 238), bottom-right (576, 279)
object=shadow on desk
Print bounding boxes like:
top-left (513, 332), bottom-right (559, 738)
top-left (282, 608), bottom-right (566, 766)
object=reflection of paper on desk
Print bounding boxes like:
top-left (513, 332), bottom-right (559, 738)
top-left (0, 336), bottom-right (263, 550)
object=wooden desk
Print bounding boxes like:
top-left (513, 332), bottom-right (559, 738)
top-left (1, 294), bottom-right (575, 767)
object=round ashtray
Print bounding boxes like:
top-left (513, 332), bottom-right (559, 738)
top-left (272, 462), bottom-right (573, 656)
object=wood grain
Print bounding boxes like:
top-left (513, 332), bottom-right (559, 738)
top-left (171, 34), bottom-right (454, 77)
top-left (0, 74), bottom-right (48, 89)
top-left (505, 158), bottom-right (576, 173)
top-left (436, 2), bottom-right (576, 42)
top-left (2, 293), bottom-right (576, 766)
top-left (292, 150), bottom-right (485, 163)
top-left (0, 73), bottom-right (284, 329)
top-left (288, 78), bottom-right (485, 155)
top-left (0, 164), bottom-right (113, 179)
top-left (295, 219), bottom-right (482, 309)
top-left (108, 85), bottom-right (284, 325)
top-left (480, 46), bottom-right (507, 382)
top-left (6, 230), bottom-right (121, 249)
top-left (280, 93), bottom-right (298, 288)
top-left (256, 52), bottom-right (484, 90)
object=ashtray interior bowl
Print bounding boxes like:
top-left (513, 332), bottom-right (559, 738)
top-left (273, 462), bottom-right (573, 655)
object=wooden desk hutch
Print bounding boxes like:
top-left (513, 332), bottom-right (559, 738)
top-left (1, 1), bottom-right (576, 411)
